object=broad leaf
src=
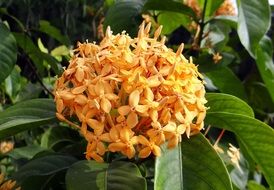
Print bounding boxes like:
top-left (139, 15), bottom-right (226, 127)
top-left (104, 0), bottom-right (144, 36)
top-left (157, 11), bottom-right (191, 34)
top-left (154, 143), bottom-right (183, 190)
top-left (143, 0), bottom-right (197, 21)
top-left (8, 145), bottom-right (47, 160)
top-left (197, 0), bottom-right (224, 19)
top-left (237, 0), bottom-right (270, 57)
top-left (206, 93), bottom-right (254, 117)
top-left (13, 155), bottom-right (77, 185)
top-left (255, 36), bottom-right (274, 102)
top-left (205, 67), bottom-right (247, 101)
top-left (0, 98), bottom-right (56, 139)
top-left (66, 160), bottom-right (147, 190)
top-left (205, 110), bottom-right (274, 189)
top-left (181, 133), bottom-right (232, 190)
top-left (0, 22), bottom-right (17, 83)
top-left (247, 181), bottom-right (266, 190)
top-left (39, 20), bottom-right (70, 45)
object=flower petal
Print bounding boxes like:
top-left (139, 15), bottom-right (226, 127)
top-left (129, 90), bottom-right (140, 107)
top-left (127, 112), bottom-right (138, 128)
top-left (101, 97), bottom-right (112, 113)
top-left (138, 135), bottom-right (150, 146)
top-left (108, 142), bottom-right (126, 152)
top-left (139, 147), bottom-right (151, 158)
top-left (152, 145), bottom-right (161, 156)
top-left (118, 106), bottom-right (131, 116)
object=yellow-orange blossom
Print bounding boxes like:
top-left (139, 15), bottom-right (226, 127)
top-left (54, 22), bottom-right (207, 162)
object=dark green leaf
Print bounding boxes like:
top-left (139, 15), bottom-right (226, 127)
top-left (13, 155), bottom-right (77, 183)
top-left (0, 22), bottom-right (17, 83)
top-left (66, 160), bottom-right (147, 190)
top-left (143, 0), bottom-right (197, 21)
top-left (182, 133), bottom-right (232, 190)
top-left (154, 143), bottom-right (183, 190)
top-left (198, 0), bottom-right (224, 19)
top-left (237, 0), bottom-right (271, 57)
top-left (8, 145), bottom-right (47, 160)
top-left (211, 15), bottom-right (237, 29)
top-left (104, 0), bottom-right (144, 36)
top-left (255, 36), bottom-right (274, 102)
top-left (158, 11), bottom-right (191, 34)
top-left (0, 99), bottom-right (56, 139)
top-left (39, 20), bottom-right (70, 46)
top-left (206, 93), bottom-right (254, 117)
top-left (205, 67), bottom-right (247, 100)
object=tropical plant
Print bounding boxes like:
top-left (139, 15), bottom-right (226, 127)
top-left (0, 0), bottom-right (274, 189)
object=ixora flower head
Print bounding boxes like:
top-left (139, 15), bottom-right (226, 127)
top-left (54, 22), bottom-right (207, 162)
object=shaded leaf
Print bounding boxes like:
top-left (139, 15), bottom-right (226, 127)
top-left (197, 0), bottom-right (224, 19)
top-left (247, 181), bottom-right (266, 190)
top-left (154, 143), bottom-right (183, 190)
top-left (104, 0), bottom-right (144, 36)
top-left (66, 160), bottom-right (147, 190)
top-left (0, 99), bottom-right (56, 139)
top-left (182, 133), bottom-right (232, 190)
top-left (255, 36), bottom-right (274, 102)
top-left (0, 22), bottom-right (17, 83)
top-left (8, 145), bottom-right (47, 160)
top-left (237, 0), bottom-right (270, 56)
top-left (143, 0), bottom-right (197, 21)
top-left (205, 67), bottom-right (247, 100)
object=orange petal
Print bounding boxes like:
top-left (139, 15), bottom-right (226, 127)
top-left (56, 99), bottom-right (64, 113)
top-left (75, 68), bottom-right (84, 82)
top-left (175, 112), bottom-right (185, 123)
top-left (186, 124), bottom-right (191, 138)
top-left (135, 105), bottom-right (149, 113)
top-left (167, 136), bottom-right (178, 149)
top-left (120, 127), bottom-right (130, 142)
top-left (177, 124), bottom-right (186, 135)
top-left (110, 127), bottom-right (120, 142)
top-left (75, 94), bottom-right (87, 105)
top-left (101, 97), bottom-right (112, 113)
top-left (129, 90), bottom-right (140, 107)
top-left (100, 133), bottom-right (112, 142)
top-left (97, 141), bottom-right (106, 155)
top-left (108, 142), bottom-right (126, 152)
top-left (105, 93), bottom-right (119, 100)
top-left (139, 147), bottom-right (151, 158)
top-left (72, 85), bottom-right (87, 94)
top-left (87, 119), bottom-right (104, 131)
top-left (196, 111), bottom-right (206, 124)
top-left (59, 92), bottom-right (75, 100)
top-left (152, 145), bottom-right (161, 156)
top-left (127, 112), bottom-right (138, 128)
top-left (144, 87), bottom-right (154, 102)
top-left (163, 122), bottom-right (176, 132)
top-left (95, 81), bottom-right (104, 96)
top-left (101, 63), bottom-right (111, 76)
top-left (90, 152), bottom-right (104, 162)
top-left (138, 135), bottom-right (150, 146)
top-left (149, 109), bottom-right (158, 123)
top-left (118, 106), bottom-right (131, 116)
top-left (126, 145), bottom-right (135, 158)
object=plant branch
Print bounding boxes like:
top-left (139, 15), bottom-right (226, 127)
top-left (197, 0), bottom-right (208, 47)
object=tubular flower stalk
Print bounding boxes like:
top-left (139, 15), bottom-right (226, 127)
top-left (54, 22), bottom-right (207, 162)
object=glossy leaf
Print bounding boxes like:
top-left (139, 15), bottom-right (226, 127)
top-left (13, 155), bottom-right (77, 183)
top-left (8, 145), bottom-right (47, 160)
top-left (205, 67), bottom-right (247, 101)
top-left (0, 22), bottom-right (17, 83)
top-left (104, 0), bottom-right (144, 36)
top-left (247, 181), bottom-right (266, 190)
top-left (255, 36), bottom-right (274, 102)
top-left (157, 11), bottom-right (191, 34)
top-left (206, 93), bottom-right (254, 117)
top-left (39, 20), bottom-right (70, 45)
top-left (197, 0), bottom-right (224, 19)
top-left (181, 133), bottom-right (232, 190)
top-left (66, 160), bottom-right (147, 190)
top-left (154, 143), bottom-right (183, 190)
top-left (0, 98), bottom-right (56, 139)
top-left (237, 0), bottom-right (270, 57)
top-left (143, 0), bottom-right (197, 21)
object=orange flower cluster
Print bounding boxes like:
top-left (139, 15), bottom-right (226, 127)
top-left (54, 22), bottom-right (207, 162)
top-left (184, 0), bottom-right (236, 17)
top-left (0, 173), bottom-right (20, 190)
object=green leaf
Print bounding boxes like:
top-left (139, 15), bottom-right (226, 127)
top-left (104, 0), bottom-right (144, 36)
top-left (211, 15), bottom-right (238, 29)
top-left (0, 22), bottom-right (17, 83)
top-left (237, 0), bottom-right (271, 57)
top-left (66, 160), bottom-right (147, 190)
top-left (205, 113), bottom-right (274, 189)
top-left (181, 133), bottom-right (232, 190)
top-left (198, 0), bottom-right (224, 19)
top-left (154, 143), bottom-right (183, 190)
top-left (255, 36), bottom-right (274, 103)
top-left (39, 20), bottom-right (70, 45)
top-left (143, 0), bottom-right (197, 21)
top-left (205, 67), bottom-right (247, 101)
top-left (206, 93), bottom-right (254, 117)
top-left (13, 155), bottom-right (77, 183)
top-left (247, 181), bottom-right (266, 190)
top-left (0, 98), bottom-right (56, 139)
top-left (158, 11), bottom-right (191, 35)
top-left (8, 145), bottom-right (47, 160)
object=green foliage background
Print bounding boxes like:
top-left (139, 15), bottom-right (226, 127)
top-left (0, 0), bottom-right (274, 189)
